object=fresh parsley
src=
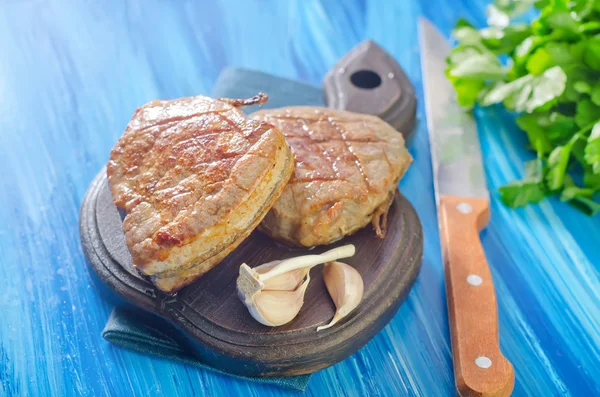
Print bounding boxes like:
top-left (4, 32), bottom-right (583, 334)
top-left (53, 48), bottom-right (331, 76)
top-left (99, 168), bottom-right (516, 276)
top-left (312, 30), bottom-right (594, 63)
top-left (447, 0), bottom-right (600, 214)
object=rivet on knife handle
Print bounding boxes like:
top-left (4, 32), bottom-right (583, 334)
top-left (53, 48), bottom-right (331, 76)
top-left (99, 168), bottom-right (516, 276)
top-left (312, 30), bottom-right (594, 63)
top-left (439, 195), bottom-right (514, 397)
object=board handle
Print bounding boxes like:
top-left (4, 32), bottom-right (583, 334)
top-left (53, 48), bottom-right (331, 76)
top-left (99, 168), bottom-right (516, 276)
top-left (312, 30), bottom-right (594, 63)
top-left (439, 195), bottom-right (514, 397)
top-left (322, 40), bottom-right (416, 137)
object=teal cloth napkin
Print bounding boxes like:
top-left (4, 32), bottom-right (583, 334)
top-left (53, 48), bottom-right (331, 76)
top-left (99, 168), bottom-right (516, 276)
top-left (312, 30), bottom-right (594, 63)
top-left (102, 307), bottom-right (311, 392)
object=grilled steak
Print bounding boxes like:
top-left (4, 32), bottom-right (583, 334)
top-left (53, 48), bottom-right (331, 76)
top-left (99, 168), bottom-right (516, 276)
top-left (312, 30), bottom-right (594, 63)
top-left (250, 107), bottom-right (412, 247)
top-left (107, 94), bottom-right (294, 293)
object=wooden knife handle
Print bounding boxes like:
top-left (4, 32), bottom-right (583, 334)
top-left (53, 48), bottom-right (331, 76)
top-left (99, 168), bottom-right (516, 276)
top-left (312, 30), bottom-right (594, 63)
top-left (439, 195), bottom-right (514, 397)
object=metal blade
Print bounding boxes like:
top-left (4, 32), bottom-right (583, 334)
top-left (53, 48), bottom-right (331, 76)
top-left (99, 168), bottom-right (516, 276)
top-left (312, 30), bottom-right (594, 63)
top-left (419, 18), bottom-right (489, 201)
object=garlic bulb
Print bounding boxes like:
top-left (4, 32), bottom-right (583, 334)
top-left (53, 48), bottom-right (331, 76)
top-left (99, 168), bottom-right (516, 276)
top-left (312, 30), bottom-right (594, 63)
top-left (237, 244), bottom-right (356, 327)
top-left (317, 261), bottom-right (364, 331)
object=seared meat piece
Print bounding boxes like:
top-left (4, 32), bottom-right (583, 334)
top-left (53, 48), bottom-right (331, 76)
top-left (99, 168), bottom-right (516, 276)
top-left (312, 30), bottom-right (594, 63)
top-left (107, 94), bottom-right (294, 293)
top-left (250, 107), bottom-right (412, 247)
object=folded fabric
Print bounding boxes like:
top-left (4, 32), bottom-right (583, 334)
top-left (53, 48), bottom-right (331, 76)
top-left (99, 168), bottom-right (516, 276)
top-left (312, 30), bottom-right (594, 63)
top-left (102, 307), bottom-right (311, 392)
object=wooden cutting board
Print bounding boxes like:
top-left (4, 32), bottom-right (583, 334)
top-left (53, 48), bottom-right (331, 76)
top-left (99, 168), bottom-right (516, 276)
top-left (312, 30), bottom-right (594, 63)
top-left (80, 41), bottom-right (422, 377)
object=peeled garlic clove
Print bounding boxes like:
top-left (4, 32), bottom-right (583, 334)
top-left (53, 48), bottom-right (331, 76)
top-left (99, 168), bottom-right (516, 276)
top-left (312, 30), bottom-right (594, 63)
top-left (255, 260), bottom-right (309, 291)
top-left (249, 274), bottom-right (310, 326)
top-left (317, 261), bottom-right (364, 331)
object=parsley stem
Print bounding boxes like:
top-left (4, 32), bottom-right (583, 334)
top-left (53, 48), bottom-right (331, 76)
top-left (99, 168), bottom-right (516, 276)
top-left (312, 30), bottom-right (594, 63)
top-left (576, 120), bottom-right (600, 137)
top-left (580, 22), bottom-right (600, 33)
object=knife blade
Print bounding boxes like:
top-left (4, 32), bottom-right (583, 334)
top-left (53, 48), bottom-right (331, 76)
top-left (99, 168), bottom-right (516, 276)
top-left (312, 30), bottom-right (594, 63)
top-left (419, 17), bottom-right (514, 397)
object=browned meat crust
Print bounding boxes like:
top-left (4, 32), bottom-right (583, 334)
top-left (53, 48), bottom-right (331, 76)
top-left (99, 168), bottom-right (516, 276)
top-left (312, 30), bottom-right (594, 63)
top-left (107, 94), bottom-right (294, 293)
top-left (250, 107), bottom-right (412, 247)
top-left (218, 92), bottom-right (268, 108)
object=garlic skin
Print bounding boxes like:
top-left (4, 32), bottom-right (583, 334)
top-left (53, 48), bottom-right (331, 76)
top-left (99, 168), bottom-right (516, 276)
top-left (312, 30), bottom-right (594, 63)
top-left (317, 261), bottom-right (364, 331)
top-left (254, 260), bottom-right (309, 291)
top-left (250, 274), bottom-right (310, 326)
top-left (237, 244), bottom-right (356, 327)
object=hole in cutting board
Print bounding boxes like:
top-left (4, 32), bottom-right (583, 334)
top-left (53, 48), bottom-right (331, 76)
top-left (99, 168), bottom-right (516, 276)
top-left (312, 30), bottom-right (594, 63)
top-left (350, 70), bottom-right (382, 89)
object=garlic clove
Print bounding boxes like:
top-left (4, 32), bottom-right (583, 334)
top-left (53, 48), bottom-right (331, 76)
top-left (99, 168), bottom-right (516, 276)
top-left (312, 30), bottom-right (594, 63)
top-left (237, 244), bottom-right (355, 308)
top-left (237, 244), bottom-right (356, 328)
top-left (249, 274), bottom-right (311, 327)
top-left (254, 260), bottom-right (310, 291)
top-left (317, 261), bottom-right (364, 331)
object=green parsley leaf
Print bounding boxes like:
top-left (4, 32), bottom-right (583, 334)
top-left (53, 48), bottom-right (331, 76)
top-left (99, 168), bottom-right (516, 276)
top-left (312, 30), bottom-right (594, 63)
top-left (491, 0), bottom-right (538, 18)
top-left (561, 186), bottom-right (595, 201)
top-left (575, 100), bottom-right (600, 127)
top-left (480, 66), bottom-right (566, 112)
top-left (544, 112), bottom-right (577, 144)
top-left (545, 135), bottom-right (578, 190)
top-left (499, 158), bottom-right (547, 207)
top-left (545, 9), bottom-right (581, 39)
top-left (499, 178), bottom-right (547, 207)
top-left (584, 122), bottom-right (600, 173)
top-left (447, 0), bottom-right (600, 213)
top-left (591, 84), bottom-right (600, 105)
top-left (584, 169), bottom-right (600, 187)
top-left (560, 174), bottom-right (595, 200)
top-left (448, 54), bottom-right (508, 80)
top-left (481, 25), bottom-right (532, 54)
top-left (573, 81), bottom-right (592, 93)
top-left (526, 48), bottom-right (554, 74)
top-left (516, 113), bottom-right (554, 154)
top-left (448, 77), bottom-right (487, 108)
top-left (559, 63), bottom-right (594, 103)
top-left (545, 42), bottom-right (577, 66)
top-left (583, 36), bottom-right (600, 70)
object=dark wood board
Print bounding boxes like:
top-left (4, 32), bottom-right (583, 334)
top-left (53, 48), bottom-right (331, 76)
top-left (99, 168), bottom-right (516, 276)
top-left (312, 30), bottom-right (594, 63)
top-left (80, 43), bottom-right (422, 377)
top-left (80, 170), bottom-right (423, 377)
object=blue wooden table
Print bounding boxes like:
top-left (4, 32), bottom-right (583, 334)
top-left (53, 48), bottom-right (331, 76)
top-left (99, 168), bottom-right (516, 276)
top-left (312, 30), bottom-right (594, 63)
top-left (1, 1), bottom-right (598, 396)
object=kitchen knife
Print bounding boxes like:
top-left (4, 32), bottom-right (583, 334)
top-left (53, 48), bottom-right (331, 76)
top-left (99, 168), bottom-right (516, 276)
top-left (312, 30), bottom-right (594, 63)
top-left (419, 18), bottom-right (514, 397)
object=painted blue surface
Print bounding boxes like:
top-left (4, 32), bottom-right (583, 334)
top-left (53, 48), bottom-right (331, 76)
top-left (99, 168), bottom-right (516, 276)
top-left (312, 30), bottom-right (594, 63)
top-left (0, 0), bottom-right (598, 396)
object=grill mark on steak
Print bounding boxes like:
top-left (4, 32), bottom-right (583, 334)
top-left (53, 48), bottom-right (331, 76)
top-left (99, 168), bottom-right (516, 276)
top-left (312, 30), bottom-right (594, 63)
top-left (115, 113), bottom-right (236, 208)
top-left (109, 95), bottom-right (290, 268)
top-left (303, 118), bottom-right (342, 182)
top-left (131, 117), bottom-right (244, 204)
top-left (323, 116), bottom-right (370, 192)
top-left (116, 111), bottom-right (233, 186)
top-left (131, 143), bottom-right (272, 260)
top-left (261, 114), bottom-right (392, 189)
top-left (250, 106), bottom-right (412, 247)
